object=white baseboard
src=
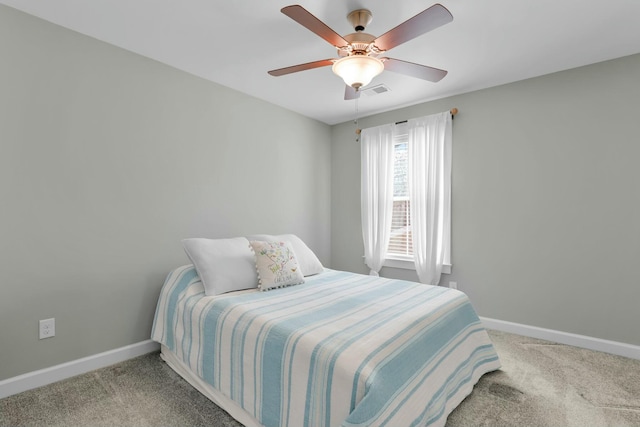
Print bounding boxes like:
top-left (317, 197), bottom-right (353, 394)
top-left (480, 316), bottom-right (640, 360)
top-left (0, 340), bottom-right (160, 399)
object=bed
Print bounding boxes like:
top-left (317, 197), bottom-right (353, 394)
top-left (151, 261), bottom-right (500, 427)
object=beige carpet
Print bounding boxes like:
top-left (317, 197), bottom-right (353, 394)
top-left (1, 330), bottom-right (639, 426)
top-left (448, 330), bottom-right (640, 426)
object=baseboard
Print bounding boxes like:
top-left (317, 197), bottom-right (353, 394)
top-left (0, 340), bottom-right (160, 399)
top-left (480, 316), bottom-right (640, 360)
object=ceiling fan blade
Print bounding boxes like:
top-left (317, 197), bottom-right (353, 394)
top-left (374, 4), bottom-right (453, 51)
top-left (281, 5), bottom-right (349, 48)
top-left (382, 58), bottom-right (448, 82)
top-left (344, 85), bottom-right (360, 100)
top-left (268, 59), bottom-right (335, 76)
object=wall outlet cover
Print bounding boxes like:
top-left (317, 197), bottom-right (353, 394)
top-left (39, 318), bottom-right (55, 339)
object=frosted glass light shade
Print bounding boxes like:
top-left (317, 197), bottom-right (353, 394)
top-left (332, 55), bottom-right (384, 89)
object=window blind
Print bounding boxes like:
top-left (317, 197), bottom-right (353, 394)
top-left (388, 139), bottom-right (413, 257)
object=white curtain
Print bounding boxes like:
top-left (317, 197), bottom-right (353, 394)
top-left (361, 124), bottom-right (395, 276)
top-left (408, 112), bottom-right (452, 285)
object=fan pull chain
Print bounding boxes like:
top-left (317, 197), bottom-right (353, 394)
top-left (354, 95), bottom-right (361, 142)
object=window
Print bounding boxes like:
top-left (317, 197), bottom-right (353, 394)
top-left (381, 119), bottom-right (452, 275)
top-left (388, 133), bottom-right (412, 259)
top-left (361, 112), bottom-right (452, 281)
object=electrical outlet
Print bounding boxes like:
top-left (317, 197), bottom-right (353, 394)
top-left (448, 281), bottom-right (458, 290)
top-left (39, 318), bottom-right (55, 339)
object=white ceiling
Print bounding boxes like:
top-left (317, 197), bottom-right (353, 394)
top-left (2, 0), bottom-right (640, 125)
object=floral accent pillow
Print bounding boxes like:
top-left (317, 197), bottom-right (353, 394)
top-left (249, 240), bottom-right (305, 291)
top-left (247, 234), bottom-right (323, 276)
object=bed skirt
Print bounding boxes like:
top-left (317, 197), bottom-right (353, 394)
top-left (160, 344), bottom-right (263, 427)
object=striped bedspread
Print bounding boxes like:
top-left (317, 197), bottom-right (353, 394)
top-left (151, 266), bottom-right (500, 427)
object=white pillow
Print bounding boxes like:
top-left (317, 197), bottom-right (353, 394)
top-left (249, 240), bottom-right (305, 291)
top-left (182, 237), bottom-right (258, 296)
top-left (247, 234), bottom-right (323, 276)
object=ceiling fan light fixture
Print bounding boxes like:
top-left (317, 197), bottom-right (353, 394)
top-left (332, 55), bottom-right (384, 89)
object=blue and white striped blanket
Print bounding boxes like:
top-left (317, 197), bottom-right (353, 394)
top-left (152, 266), bottom-right (500, 427)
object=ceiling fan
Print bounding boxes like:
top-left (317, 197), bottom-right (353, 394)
top-left (268, 4), bottom-right (453, 100)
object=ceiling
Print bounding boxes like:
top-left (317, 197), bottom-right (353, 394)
top-left (2, 0), bottom-right (640, 125)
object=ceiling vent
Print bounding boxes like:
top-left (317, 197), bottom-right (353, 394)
top-left (362, 84), bottom-right (391, 97)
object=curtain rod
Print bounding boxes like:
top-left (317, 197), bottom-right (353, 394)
top-left (355, 108), bottom-right (458, 139)
top-left (395, 108), bottom-right (458, 125)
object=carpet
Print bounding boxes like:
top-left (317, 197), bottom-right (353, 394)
top-left (1, 330), bottom-right (639, 426)
top-left (447, 330), bottom-right (640, 426)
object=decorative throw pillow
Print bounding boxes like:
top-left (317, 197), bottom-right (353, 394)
top-left (247, 234), bottom-right (324, 276)
top-left (249, 240), bottom-right (305, 291)
top-left (182, 237), bottom-right (258, 296)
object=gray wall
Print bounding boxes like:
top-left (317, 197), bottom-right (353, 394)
top-left (0, 5), bottom-right (331, 380)
top-left (332, 54), bottom-right (640, 347)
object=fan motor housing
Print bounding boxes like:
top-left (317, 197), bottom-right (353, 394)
top-left (338, 32), bottom-right (377, 57)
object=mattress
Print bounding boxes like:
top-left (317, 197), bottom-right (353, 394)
top-left (151, 265), bottom-right (500, 427)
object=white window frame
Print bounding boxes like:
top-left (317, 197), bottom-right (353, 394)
top-left (383, 257), bottom-right (452, 274)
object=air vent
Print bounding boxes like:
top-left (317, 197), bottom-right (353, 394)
top-left (362, 84), bottom-right (391, 97)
